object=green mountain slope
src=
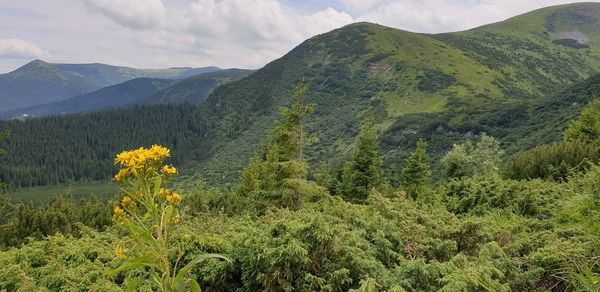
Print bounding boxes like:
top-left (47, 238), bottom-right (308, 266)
top-left (0, 78), bottom-right (176, 119)
top-left (140, 69), bottom-right (254, 104)
top-left (191, 3), bottom-right (600, 182)
top-left (2, 3), bottom-right (600, 187)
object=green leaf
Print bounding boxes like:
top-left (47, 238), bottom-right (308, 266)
top-left (190, 279), bottom-right (202, 292)
top-left (123, 219), bottom-right (159, 250)
top-left (107, 254), bottom-right (159, 276)
top-left (173, 254), bottom-right (230, 285)
top-left (154, 175), bottom-right (162, 195)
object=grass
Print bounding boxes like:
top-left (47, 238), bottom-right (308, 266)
top-left (382, 91), bottom-right (446, 117)
top-left (2, 181), bottom-right (117, 203)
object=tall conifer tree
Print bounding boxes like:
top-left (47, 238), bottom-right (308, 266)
top-left (400, 139), bottom-right (431, 199)
top-left (237, 82), bottom-right (318, 208)
top-left (337, 122), bottom-right (383, 203)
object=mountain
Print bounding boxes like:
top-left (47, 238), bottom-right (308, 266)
top-left (0, 60), bottom-right (221, 112)
top-left (140, 69), bottom-right (254, 104)
top-left (2, 3), bottom-right (600, 187)
top-left (0, 78), bottom-right (176, 119)
top-left (0, 60), bottom-right (98, 111)
top-left (189, 2), bottom-right (600, 182)
top-left (0, 69), bottom-right (253, 119)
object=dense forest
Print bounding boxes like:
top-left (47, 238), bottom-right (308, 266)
top-left (0, 104), bottom-right (207, 187)
top-left (0, 93), bottom-right (598, 291)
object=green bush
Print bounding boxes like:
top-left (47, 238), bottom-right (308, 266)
top-left (504, 140), bottom-right (600, 181)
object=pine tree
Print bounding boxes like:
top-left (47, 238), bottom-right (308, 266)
top-left (400, 139), bottom-right (431, 199)
top-left (337, 122), bottom-right (383, 203)
top-left (237, 82), bottom-right (320, 208)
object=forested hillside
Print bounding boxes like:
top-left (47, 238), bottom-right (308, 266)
top-left (0, 105), bottom-right (206, 187)
top-left (186, 2), bottom-right (600, 183)
top-left (139, 68), bottom-right (254, 104)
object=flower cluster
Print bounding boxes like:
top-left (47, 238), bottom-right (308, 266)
top-left (113, 206), bottom-right (125, 221)
top-left (114, 145), bottom-right (172, 182)
top-left (161, 165), bottom-right (177, 176)
top-left (157, 188), bottom-right (181, 204)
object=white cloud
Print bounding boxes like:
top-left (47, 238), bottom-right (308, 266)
top-left (83, 0), bottom-right (353, 68)
top-left (84, 0), bottom-right (167, 29)
top-left (355, 0), bottom-right (592, 33)
top-left (0, 38), bottom-right (47, 59)
top-left (338, 0), bottom-right (384, 13)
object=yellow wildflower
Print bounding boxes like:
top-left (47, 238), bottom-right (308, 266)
top-left (115, 245), bottom-right (128, 259)
top-left (121, 195), bottom-right (133, 207)
top-left (161, 165), bottom-right (177, 176)
top-left (114, 168), bottom-right (129, 182)
top-left (166, 192), bottom-right (181, 204)
top-left (158, 188), bottom-right (170, 198)
top-left (114, 150), bottom-right (130, 165)
top-left (135, 191), bottom-right (143, 200)
top-left (150, 145), bottom-right (170, 161)
top-left (113, 206), bottom-right (126, 221)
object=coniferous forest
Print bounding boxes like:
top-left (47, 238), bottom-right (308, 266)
top-left (1, 2), bottom-right (600, 291)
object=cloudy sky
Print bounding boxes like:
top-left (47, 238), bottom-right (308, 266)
top-left (0, 0), bottom-right (590, 73)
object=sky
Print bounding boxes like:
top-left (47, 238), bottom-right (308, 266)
top-left (0, 0), bottom-right (591, 73)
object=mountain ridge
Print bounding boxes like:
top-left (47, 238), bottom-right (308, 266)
top-left (0, 60), bottom-right (223, 112)
top-left (0, 69), bottom-right (253, 119)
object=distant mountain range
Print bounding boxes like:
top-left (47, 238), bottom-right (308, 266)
top-left (0, 68), bottom-right (253, 119)
top-left (0, 60), bottom-right (253, 119)
top-left (0, 60), bottom-right (222, 113)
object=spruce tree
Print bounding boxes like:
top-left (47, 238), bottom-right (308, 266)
top-left (237, 82), bottom-right (319, 208)
top-left (400, 139), bottom-right (431, 199)
top-left (337, 122), bottom-right (383, 203)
